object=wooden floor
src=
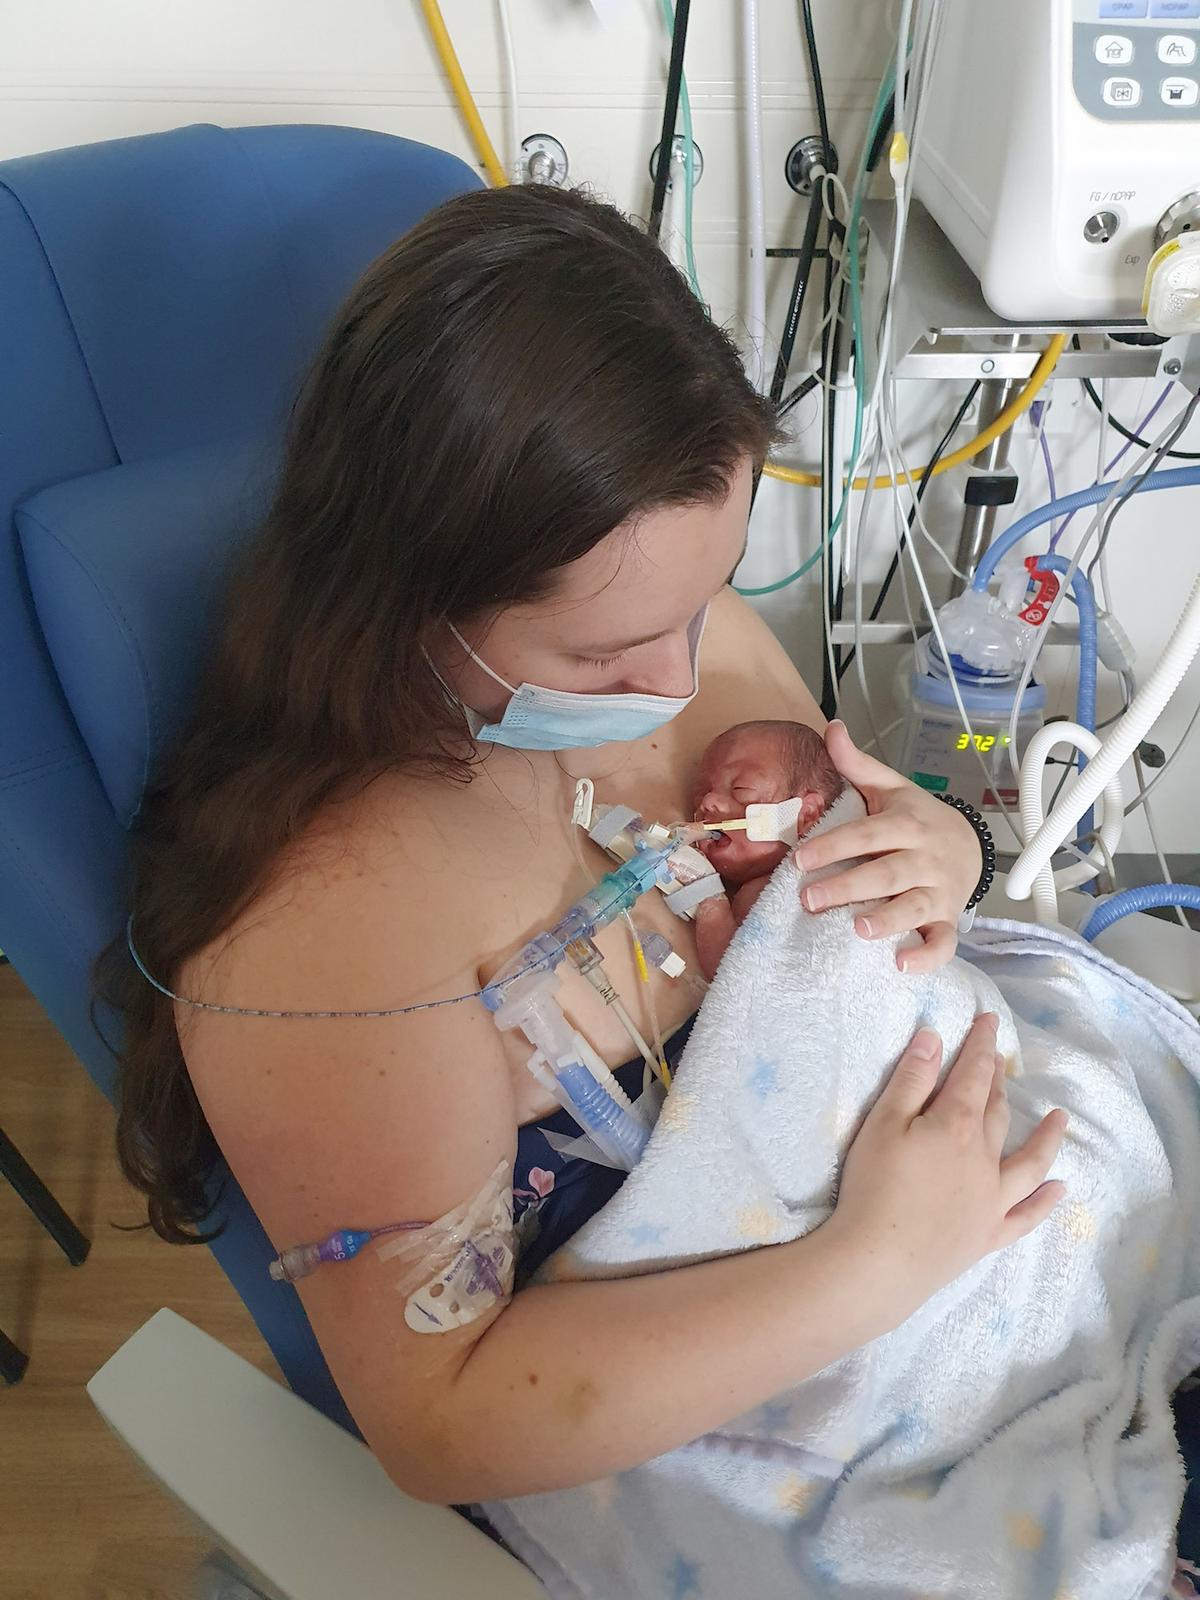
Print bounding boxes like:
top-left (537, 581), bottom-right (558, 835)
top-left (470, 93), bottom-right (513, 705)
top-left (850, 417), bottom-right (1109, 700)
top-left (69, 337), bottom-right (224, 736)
top-left (0, 961), bottom-right (281, 1600)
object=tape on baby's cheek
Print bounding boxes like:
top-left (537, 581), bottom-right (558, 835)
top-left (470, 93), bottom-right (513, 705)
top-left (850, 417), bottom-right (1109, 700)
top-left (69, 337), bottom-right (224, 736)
top-left (376, 1158), bottom-right (516, 1334)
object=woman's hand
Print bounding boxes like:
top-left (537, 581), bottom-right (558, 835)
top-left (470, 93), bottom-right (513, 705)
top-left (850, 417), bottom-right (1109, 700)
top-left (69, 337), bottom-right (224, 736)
top-left (794, 720), bottom-right (983, 972)
top-left (825, 1016), bottom-right (1067, 1321)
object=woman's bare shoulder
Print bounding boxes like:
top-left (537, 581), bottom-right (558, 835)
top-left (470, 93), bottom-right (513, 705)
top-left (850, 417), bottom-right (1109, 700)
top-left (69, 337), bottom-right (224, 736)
top-left (176, 763), bottom-right (525, 1019)
top-left (689, 586), bottom-right (825, 733)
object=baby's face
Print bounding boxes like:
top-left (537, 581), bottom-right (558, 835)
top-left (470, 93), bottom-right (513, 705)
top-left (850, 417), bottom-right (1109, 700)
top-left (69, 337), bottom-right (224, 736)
top-left (692, 727), bottom-right (792, 888)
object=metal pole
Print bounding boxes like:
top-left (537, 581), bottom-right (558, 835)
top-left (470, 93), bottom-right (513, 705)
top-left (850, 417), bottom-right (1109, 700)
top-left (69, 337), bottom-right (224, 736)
top-left (952, 374), bottom-right (1019, 586)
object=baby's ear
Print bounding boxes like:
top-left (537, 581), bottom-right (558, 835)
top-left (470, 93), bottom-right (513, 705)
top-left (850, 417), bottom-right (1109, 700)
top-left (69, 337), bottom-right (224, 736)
top-left (796, 789), bottom-right (827, 833)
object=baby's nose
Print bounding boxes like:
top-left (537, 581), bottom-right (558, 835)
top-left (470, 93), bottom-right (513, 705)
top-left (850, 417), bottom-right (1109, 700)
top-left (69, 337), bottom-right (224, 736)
top-left (695, 790), bottom-right (729, 821)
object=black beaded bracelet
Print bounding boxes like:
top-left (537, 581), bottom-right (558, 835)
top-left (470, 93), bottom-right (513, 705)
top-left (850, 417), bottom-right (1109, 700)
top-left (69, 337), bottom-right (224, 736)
top-left (935, 793), bottom-right (997, 910)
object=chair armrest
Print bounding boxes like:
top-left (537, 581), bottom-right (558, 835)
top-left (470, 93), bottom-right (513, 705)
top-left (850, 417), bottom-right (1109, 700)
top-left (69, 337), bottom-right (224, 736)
top-left (87, 1308), bottom-right (545, 1600)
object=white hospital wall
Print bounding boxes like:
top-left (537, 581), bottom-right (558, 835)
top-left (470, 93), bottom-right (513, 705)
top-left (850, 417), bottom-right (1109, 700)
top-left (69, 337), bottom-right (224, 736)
top-left (2, 0), bottom-right (1198, 851)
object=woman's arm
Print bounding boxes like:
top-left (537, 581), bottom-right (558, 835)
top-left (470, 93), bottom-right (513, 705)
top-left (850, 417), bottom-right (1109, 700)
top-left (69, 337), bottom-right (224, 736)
top-left (186, 826), bottom-right (1063, 1504)
top-left (391, 1017), bottom-right (1063, 1502)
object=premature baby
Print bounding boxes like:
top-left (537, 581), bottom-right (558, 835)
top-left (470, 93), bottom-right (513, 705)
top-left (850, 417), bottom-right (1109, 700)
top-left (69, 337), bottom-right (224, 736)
top-left (691, 720), bottom-right (845, 982)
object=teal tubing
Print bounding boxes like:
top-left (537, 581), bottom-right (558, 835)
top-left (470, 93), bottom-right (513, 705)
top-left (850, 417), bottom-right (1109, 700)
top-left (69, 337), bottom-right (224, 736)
top-left (972, 467), bottom-right (1200, 592)
top-left (1082, 885), bottom-right (1200, 941)
top-left (734, 62), bottom-right (896, 598)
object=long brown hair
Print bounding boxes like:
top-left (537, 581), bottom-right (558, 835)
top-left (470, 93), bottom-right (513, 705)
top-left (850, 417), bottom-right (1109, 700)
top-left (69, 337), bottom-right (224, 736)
top-left (96, 183), bottom-right (776, 1244)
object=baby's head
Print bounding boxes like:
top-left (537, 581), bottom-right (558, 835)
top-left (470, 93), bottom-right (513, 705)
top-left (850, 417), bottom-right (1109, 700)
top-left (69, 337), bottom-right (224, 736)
top-left (692, 720), bottom-right (844, 887)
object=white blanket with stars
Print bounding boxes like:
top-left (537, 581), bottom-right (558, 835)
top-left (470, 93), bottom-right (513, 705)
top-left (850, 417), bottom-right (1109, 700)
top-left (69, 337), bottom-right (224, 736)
top-left (484, 790), bottom-right (1200, 1600)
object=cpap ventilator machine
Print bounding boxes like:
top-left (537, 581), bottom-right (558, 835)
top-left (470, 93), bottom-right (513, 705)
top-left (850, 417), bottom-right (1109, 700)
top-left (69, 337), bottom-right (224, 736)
top-left (914, 0), bottom-right (1200, 326)
top-left (900, 0), bottom-right (1200, 958)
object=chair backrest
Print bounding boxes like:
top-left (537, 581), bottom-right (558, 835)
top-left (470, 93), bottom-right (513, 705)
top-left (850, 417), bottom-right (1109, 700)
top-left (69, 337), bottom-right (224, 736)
top-left (0, 122), bottom-right (479, 1428)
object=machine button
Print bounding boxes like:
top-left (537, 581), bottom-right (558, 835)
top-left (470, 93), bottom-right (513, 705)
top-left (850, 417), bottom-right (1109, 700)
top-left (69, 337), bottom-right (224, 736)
top-left (1100, 0), bottom-right (1147, 15)
top-left (1096, 33), bottom-right (1135, 61)
top-left (1159, 33), bottom-right (1198, 61)
top-left (1102, 75), bottom-right (1144, 103)
top-left (1151, 0), bottom-right (1200, 17)
top-left (1161, 74), bottom-right (1200, 99)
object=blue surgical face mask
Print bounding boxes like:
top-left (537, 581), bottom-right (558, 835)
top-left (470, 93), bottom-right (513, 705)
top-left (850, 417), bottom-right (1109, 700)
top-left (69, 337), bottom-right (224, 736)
top-left (441, 606), bottom-right (708, 751)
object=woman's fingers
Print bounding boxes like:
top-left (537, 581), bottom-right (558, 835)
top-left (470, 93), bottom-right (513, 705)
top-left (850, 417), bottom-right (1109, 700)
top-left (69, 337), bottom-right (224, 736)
top-left (895, 921), bottom-right (957, 973)
top-left (824, 719), bottom-right (907, 796)
top-left (872, 1027), bottom-right (944, 1126)
top-left (1000, 1180), bottom-right (1067, 1245)
top-left (983, 1053), bottom-right (1011, 1155)
top-left (923, 1013), bottom-right (1000, 1124)
top-left (999, 1110), bottom-right (1068, 1214)
top-left (794, 812), bottom-right (918, 873)
top-left (802, 856), bottom-right (921, 913)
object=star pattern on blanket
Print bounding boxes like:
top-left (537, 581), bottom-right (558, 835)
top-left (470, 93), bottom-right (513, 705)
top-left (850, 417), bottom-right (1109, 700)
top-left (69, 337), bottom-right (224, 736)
top-left (658, 1090), bottom-right (694, 1134)
top-left (892, 1406), bottom-right (931, 1453)
top-left (665, 1553), bottom-right (702, 1598)
top-left (626, 1222), bottom-right (667, 1247)
top-left (736, 1204), bottom-right (784, 1243)
top-left (735, 911), bottom-right (769, 947)
top-left (1009, 1512), bottom-right (1045, 1551)
top-left (748, 1055), bottom-right (779, 1100)
top-left (776, 1473), bottom-right (818, 1515)
top-left (1062, 1199), bottom-right (1097, 1245)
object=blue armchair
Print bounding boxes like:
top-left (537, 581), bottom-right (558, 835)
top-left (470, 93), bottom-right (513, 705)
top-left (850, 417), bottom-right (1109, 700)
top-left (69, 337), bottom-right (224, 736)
top-left (1, 121), bottom-right (542, 1597)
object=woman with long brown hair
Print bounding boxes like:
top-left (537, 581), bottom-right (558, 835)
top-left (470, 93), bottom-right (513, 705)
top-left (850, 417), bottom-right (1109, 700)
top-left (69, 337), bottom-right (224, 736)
top-left (98, 183), bottom-right (1063, 1506)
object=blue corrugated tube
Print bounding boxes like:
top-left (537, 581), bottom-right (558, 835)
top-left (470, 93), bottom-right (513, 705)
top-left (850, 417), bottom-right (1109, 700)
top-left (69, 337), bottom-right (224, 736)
top-left (1082, 884), bottom-right (1200, 941)
top-left (1034, 554), bottom-right (1097, 843)
top-left (972, 467), bottom-right (1200, 592)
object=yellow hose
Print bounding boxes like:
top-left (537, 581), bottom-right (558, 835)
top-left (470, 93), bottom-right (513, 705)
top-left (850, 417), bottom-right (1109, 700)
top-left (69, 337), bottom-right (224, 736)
top-left (420, 0), bottom-right (509, 188)
top-left (762, 333), bottom-right (1066, 491)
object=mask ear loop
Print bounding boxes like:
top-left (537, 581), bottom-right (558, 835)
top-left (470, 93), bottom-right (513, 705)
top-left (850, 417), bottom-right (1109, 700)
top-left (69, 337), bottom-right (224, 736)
top-left (446, 622), bottom-right (519, 694)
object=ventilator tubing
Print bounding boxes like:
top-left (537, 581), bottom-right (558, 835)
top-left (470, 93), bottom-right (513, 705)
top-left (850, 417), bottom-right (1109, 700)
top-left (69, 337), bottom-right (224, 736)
top-left (1017, 721), bottom-right (1124, 926)
top-left (488, 968), bottom-right (652, 1170)
top-left (1009, 575), bottom-right (1200, 902)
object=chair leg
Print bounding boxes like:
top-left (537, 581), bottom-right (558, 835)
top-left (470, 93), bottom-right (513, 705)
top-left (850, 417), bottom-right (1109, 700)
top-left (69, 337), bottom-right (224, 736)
top-left (0, 1124), bottom-right (90, 1265)
top-left (0, 1325), bottom-right (30, 1385)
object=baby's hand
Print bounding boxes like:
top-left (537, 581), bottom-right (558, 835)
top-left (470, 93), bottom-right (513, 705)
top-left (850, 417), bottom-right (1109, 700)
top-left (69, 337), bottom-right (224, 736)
top-left (692, 895), bottom-right (737, 984)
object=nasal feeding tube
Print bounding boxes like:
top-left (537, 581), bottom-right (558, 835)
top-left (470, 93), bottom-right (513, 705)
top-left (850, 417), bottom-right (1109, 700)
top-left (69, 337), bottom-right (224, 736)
top-left (481, 836), bottom-right (687, 1169)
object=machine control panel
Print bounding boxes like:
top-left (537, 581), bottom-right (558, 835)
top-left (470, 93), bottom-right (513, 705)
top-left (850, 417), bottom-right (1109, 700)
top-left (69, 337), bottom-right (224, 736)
top-left (1075, 0), bottom-right (1200, 118)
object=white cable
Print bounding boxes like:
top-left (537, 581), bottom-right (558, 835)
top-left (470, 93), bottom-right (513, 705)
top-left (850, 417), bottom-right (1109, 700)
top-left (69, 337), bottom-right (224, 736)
top-left (495, 0), bottom-right (521, 178)
top-left (742, 0), bottom-right (767, 391)
top-left (849, 434), bottom-right (890, 747)
top-left (862, 716), bottom-right (904, 757)
top-left (1002, 403), bottom-right (1187, 791)
top-left (894, 0), bottom-right (915, 141)
top-left (1136, 750), bottom-right (1190, 931)
top-left (1018, 721), bottom-right (1125, 925)
top-left (881, 379), bottom-right (968, 583)
top-left (876, 367), bottom-right (1025, 842)
top-left (1009, 572), bottom-right (1200, 901)
top-left (834, 0), bottom-right (944, 765)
